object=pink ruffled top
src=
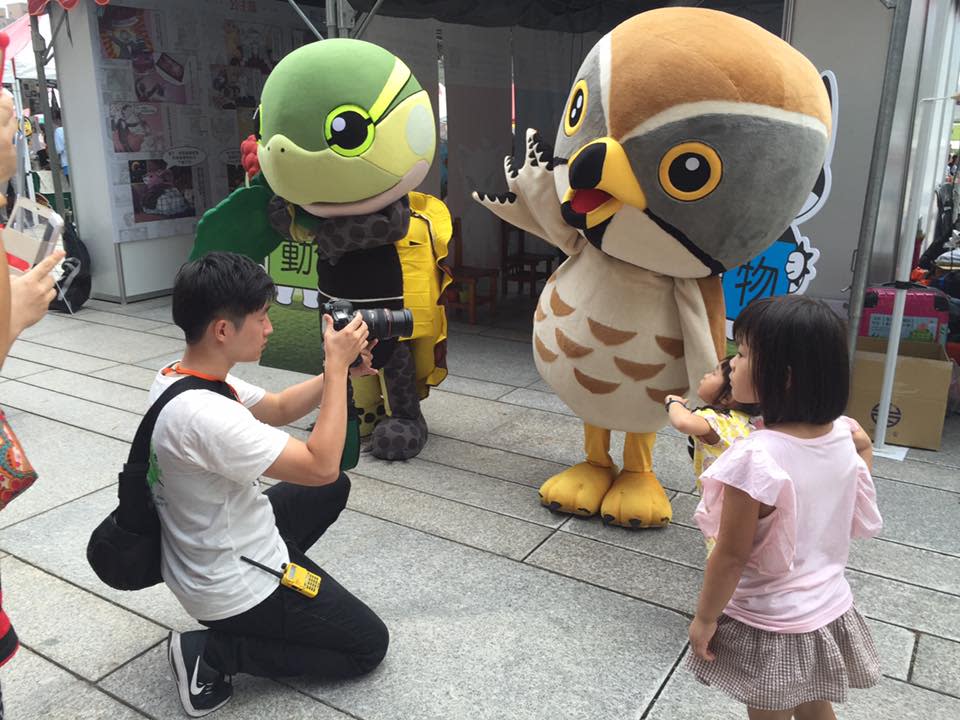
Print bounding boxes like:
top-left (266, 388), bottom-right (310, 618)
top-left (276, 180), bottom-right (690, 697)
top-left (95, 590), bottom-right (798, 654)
top-left (694, 416), bottom-right (883, 633)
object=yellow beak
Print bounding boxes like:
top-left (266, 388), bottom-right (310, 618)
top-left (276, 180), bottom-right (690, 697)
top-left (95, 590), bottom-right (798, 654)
top-left (563, 137), bottom-right (646, 228)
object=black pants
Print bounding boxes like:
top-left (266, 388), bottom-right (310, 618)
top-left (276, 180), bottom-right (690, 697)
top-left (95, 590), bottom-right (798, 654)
top-left (199, 475), bottom-right (389, 679)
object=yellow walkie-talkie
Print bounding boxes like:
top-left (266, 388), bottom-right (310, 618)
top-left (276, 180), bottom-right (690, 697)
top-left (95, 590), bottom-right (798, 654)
top-left (241, 555), bottom-right (322, 598)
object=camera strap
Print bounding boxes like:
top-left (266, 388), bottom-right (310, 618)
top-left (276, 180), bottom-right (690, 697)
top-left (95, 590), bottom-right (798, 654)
top-left (316, 289), bottom-right (404, 304)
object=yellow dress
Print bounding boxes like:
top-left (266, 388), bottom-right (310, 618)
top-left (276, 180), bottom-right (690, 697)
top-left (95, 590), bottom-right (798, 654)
top-left (691, 407), bottom-right (757, 554)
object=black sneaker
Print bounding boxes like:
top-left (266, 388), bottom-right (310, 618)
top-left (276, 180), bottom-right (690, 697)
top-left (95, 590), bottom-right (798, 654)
top-left (167, 630), bottom-right (232, 717)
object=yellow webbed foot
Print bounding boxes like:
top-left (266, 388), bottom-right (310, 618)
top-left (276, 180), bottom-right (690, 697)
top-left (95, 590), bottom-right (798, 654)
top-left (600, 471), bottom-right (672, 528)
top-left (539, 462), bottom-right (618, 517)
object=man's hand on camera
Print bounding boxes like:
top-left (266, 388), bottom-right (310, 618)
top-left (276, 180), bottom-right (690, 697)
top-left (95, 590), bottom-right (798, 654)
top-left (322, 312), bottom-right (369, 373)
top-left (349, 339), bottom-right (379, 378)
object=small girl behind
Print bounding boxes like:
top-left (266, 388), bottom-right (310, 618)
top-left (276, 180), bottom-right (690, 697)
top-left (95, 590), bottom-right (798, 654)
top-left (664, 355), bottom-right (761, 489)
top-left (686, 295), bottom-right (883, 720)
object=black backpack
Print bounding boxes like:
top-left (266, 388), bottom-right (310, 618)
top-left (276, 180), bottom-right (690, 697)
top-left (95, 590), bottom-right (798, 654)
top-left (87, 376), bottom-right (235, 591)
top-left (49, 220), bottom-right (92, 314)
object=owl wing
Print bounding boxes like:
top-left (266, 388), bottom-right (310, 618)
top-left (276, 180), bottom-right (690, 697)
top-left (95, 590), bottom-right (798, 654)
top-left (674, 276), bottom-right (727, 405)
top-left (473, 128), bottom-right (586, 256)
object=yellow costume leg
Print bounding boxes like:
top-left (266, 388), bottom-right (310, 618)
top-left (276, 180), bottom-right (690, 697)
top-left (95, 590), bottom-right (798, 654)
top-left (539, 424), bottom-right (617, 516)
top-left (352, 373), bottom-right (386, 438)
top-left (600, 432), bottom-right (672, 528)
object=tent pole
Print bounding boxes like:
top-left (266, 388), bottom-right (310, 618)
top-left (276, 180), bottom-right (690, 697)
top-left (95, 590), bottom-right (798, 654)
top-left (326, 0), bottom-right (339, 39)
top-left (10, 71), bottom-right (33, 205)
top-left (286, 0), bottom-right (324, 40)
top-left (30, 12), bottom-right (65, 217)
top-left (847, 0), bottom-right (912, 372)
top-left (353, 0), bottom-right (386, 40)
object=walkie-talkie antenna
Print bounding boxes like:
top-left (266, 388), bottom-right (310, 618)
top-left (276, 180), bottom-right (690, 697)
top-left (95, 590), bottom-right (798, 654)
top-left (240, 555), bottom-right (283, 579)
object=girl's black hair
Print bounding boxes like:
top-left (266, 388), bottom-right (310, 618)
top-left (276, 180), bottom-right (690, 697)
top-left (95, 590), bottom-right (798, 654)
top-left (709, 354), bottom-right (761, 416)
top-left (173, 251), bottom-right (277, 344)
top-left (733, 294), bottom-right (849, 425)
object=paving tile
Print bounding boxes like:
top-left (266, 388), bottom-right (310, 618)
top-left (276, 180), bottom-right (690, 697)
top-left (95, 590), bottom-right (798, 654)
top-left (145, 323), bottom-right (185, 339)
top-left (347, 472), bottom-right (552, 559)
top-left (0, 356), bottom-right (49, 379)
top-left (872, 456), bottom-right (960, 494)
top-left (871, 477), bottom-right (960, 556)
top-left (231, 360), bottom-right (314, 393)
top-left (2, 557), bottom-right (166, 681)
top-left (908, 414), bottom-right (960, 468)
top-left (134, 351), bottom-right (183, 371)
top-left (354, 456), bottom-right (563, 527)
top-left (28, 323), bottom-right (182, 364)
top-left (101, 644), bottom-right (353, 720)
top-left (0, 412), bottom-right (129, 529)
top-left (17, 312), bottom-right (80, 340)
top-left (92, 363), bottom-right (161, 390)
top-left (446, 320), bottom-right (485, 335)
top-left (847, 570), bottom-right (960, 642)
top-left (70, 308), bottom-right (169, 332)
top-left (437, 373), bottom-right (514, 400)
top-left (647, 663), bottom-right (960, 719)
top-left (421, 389), bottom-right (535, 443)
top-left (418, 434), bottom-right (568, 488)
top-left (445, 332), bottom-right (540, 387)
top-left (498, 386), bottom-right (575, 416)
top-left (0, 486), bottom-right (196, 630)
top-left (526, 531), bottom-right (703, 615)
top-left (289, 510), bottom-right (689, 720)
top-left (866, 618), bottom-right (915, 682)
top-left (478, 326), bottom-right (533, 342)
top-left (21, 368), bottom-right (150, 413)
top-left (0, 647), bottom-right (147, 720)
top-left (526, 378), bottom-right (552, 392)
top-left (912, 634), bottom-right (960, 698)
top-left (86, 296), bottom-right (173, 317)
top-left (0, 381), bottom-right (139, 441)
top-left (8, 339), bottom-right (118, 373)
top-left (561, 514), bottom-right (708, 570)
top-left (848, 537), bottom-right (960, 596)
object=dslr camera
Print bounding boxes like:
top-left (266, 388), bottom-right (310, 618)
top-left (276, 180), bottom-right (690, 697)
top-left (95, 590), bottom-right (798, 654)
top-left (322, 300), bottom-right (414, 341)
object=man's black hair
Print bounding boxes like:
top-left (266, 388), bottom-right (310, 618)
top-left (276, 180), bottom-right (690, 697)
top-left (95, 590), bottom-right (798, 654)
top-left (172, 252), bottom-right (276, 344)
top-left (733, 294), bottom-right (849, 425)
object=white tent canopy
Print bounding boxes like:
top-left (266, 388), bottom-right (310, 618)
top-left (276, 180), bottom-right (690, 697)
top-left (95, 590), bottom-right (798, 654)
top-left (2, 14), bottom-right (56, 82)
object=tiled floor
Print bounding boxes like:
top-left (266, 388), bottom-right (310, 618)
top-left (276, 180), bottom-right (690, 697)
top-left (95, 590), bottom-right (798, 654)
top-left (0, 295), bottom-right (957, 719)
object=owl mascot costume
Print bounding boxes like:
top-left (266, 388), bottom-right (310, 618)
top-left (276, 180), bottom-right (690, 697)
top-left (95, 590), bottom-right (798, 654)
top-left (476, 8), bottom-right (831, 527)
top-left (192, 39), bottom-right (452, 462)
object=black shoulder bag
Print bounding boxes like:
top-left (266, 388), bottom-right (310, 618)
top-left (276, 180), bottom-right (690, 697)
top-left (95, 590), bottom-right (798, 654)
top-left (87, 376), bottom-right (235, 591)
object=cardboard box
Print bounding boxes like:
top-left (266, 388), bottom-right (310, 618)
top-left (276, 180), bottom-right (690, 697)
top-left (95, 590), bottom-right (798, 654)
top-left (848, 337), bottom-right (954, 451)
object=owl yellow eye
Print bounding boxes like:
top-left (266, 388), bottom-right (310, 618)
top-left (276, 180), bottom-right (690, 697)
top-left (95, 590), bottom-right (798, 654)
top-left (563, 80), bottom-right (588, 137)
top-left (659, 142), bottom-right (722, 201)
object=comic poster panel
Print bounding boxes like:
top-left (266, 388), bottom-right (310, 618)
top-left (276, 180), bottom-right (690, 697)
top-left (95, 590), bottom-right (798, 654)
top-left (109, 102), bottom-right (166, 154)
top-left (224, 20), bottom-right (285, 75)
top-left (98, 5), bottom-right (156, 60)
top-left (128, 158), bottom-right (197, 224)
top-left (133, 53), bottom-right (197, 105)
top-left (210, 65), bottom-right (262, 110)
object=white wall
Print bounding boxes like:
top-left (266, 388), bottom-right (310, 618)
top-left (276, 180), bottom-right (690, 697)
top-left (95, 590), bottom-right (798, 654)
top-left (788, 0), bottom-right (895, 300)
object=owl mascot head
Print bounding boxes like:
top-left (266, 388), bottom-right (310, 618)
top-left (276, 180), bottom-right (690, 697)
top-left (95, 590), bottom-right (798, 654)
top-left (192, 39), bottom-right (452, 463)
top-left (476, 8), bottom-right (830, 527)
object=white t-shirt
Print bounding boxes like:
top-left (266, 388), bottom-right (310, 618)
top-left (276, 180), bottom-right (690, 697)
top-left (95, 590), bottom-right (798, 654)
top-left (148, 365), bottom-right (290, 621)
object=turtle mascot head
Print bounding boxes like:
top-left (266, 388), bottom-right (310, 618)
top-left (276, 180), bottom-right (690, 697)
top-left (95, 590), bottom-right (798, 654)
top-left (257, 39), bottom-right (436, 217)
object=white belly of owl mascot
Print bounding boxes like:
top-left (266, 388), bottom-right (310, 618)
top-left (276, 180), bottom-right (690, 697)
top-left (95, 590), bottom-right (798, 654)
top-left (475, 8), bottom-right (831, 527)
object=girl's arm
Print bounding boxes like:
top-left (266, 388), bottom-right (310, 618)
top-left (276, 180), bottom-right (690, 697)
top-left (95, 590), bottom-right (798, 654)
top-left (689, 483), bottom-right (761, 661)
top-left (665, 395), bottom-right (720, 444)
top-left (850, 425), bottom-right (874, 473)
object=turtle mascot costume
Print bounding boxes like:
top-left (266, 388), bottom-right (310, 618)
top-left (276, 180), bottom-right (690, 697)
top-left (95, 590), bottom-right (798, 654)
top-left (191, 39), bottom-right (451, 462)
top-left (475, 8), bottom-right (832, 527)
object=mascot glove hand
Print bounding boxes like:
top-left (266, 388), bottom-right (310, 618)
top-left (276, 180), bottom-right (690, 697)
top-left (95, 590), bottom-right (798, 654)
top-left (472, 128), bottom-right (585, 257)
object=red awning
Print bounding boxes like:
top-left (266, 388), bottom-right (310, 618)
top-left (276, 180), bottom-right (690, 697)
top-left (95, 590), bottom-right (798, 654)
top-left (1, 15), bottom-right (31, 59)
top-left (29, 0), bottom-right (111, 16)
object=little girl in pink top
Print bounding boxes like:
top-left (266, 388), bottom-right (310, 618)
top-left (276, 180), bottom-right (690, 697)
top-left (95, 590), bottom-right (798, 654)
top-left (686, 295), bottom-right (882, 720)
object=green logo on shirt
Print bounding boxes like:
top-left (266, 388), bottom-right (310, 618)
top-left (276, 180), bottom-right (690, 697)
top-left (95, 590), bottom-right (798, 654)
top-left (147, 445), bottom-right (163, 489)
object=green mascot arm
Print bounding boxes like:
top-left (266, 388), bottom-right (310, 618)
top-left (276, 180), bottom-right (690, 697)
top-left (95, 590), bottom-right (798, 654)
top-left (189, 174), bottom-right (286, 262)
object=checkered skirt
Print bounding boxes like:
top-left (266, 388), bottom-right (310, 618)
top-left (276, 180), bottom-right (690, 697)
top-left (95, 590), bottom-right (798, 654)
top-left (685, 607), bottom-right (881, 710)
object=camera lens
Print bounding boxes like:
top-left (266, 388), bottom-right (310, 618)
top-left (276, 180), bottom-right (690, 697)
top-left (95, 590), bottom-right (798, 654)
top-left (359, 308), bottom-right (414, 339)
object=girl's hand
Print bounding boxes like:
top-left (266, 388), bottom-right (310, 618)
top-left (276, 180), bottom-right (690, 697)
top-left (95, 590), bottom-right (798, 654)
top-left (665, 394), bottom-right (687, 407)
top-left (688, 615), bottom-right (718, 661)
top-left (348, 339), bottom-right (379, 378)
